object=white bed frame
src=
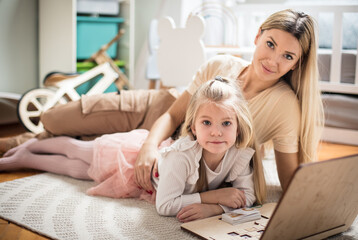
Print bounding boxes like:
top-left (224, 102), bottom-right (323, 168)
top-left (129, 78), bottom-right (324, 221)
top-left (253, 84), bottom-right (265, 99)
top-left (201, 3), bottom-right (358, 146)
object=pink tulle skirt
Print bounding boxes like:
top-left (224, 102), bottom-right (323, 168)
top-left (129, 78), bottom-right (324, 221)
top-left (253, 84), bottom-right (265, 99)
top-left (86, 129), bottom-right (173, 203)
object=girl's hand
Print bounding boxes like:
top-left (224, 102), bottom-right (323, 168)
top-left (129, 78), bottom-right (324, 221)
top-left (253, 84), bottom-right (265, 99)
top-left (134, 143), bottom-right (160, 192)
top-left (216, 188), bottom-right (246, 208)
top-left (200, 188), bottom-right (246, 209)
top-left (176, 203), bottom-right (223, 223)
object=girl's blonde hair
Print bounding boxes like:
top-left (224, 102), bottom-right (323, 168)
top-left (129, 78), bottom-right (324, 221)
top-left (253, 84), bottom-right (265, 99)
top-left (260, 9), bottom-right (324, 163)
top-left (181, 77), bottom-right (266, 204)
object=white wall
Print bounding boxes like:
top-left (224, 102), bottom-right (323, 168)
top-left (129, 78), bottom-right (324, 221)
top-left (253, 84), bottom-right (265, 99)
top-left (39, 0), bottom-right (76, 86)
top-left (0, 0), bottom-right (38, 95)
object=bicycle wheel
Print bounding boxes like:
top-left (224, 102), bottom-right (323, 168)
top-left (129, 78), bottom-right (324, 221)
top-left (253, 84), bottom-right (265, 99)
top-left (17, 88), bottom-right (67, 134)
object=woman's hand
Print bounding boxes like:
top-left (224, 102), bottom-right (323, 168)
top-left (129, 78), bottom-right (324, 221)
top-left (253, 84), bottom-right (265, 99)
top-left (176, 203), bottom-right (223, 223)
top-left (200, 188), bottom-right (246, 209)
top-left (134, 142), bottom-right (160, 192)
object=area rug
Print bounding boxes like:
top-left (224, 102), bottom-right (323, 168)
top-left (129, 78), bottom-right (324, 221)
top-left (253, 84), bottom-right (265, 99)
top-left (0, 157), bottom-right (357, 239)
top-left (0, 173), bottom-right (198, 240)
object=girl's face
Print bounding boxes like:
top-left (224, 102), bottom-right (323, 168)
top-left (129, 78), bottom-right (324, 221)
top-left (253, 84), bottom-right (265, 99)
top-left (191, 102), bottom-right (238, 162)
top-left (252, 28), bottom-right (301, 82)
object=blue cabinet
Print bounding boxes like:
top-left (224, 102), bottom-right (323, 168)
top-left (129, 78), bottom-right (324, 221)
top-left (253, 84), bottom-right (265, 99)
top-left (76, 16), bottom-right (124, 59)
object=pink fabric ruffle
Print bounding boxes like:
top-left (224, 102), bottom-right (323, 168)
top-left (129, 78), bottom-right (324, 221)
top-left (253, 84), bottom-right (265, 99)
top-left (87, 129), bottom-right (172, 204)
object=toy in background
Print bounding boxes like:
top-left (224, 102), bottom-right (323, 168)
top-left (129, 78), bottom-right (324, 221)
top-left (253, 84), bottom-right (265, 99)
top-left (147, 15), bottom-right (206, 90)
top-left (146, 3), bottom-right (239, 90)
top-left (17, 30), bottom-right (130, 134)
top-left (157, 15), bottom-right (205, 89)
top-left (84, 29), bottom-right (130, 90)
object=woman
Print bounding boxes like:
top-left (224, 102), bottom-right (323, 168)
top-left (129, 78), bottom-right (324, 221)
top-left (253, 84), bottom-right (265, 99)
top-left (134, 9), bottom-right (323, 192)
top-left (1, 9), bottom-right (324, 193)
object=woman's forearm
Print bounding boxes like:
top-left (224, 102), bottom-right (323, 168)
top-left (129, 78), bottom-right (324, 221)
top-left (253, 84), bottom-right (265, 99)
top-left (274, 151), bottom-right (299, 191)
top-left (143, 91), bottom-right (190, 148)
top-left (143, 112), bottom-right (178, 148)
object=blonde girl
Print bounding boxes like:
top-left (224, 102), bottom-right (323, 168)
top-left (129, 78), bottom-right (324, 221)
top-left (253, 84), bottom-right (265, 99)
top-left (176, 76), bottom-right (265, 221)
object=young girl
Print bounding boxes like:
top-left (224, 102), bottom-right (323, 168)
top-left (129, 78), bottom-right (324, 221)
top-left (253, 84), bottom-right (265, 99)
top-left (1, 77), bottom-right (266, 222)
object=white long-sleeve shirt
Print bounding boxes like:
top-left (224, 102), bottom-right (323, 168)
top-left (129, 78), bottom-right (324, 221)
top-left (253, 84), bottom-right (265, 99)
top-left (152, 136), bottom-right (256, 216)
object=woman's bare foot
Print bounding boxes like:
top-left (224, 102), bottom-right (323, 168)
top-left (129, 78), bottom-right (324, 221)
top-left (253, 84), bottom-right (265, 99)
top-left (0, 147), bottom-right (31, 171)
top-left (3, 138), bottom-right (38, 158)
top-left (0, 137), bottom-right (17, 156)
top-left (0, 132), bottom-right (36, 156)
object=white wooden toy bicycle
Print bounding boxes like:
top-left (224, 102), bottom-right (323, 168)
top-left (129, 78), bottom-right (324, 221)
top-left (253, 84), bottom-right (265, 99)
top-left (17, 30), bottom-right (129, 134)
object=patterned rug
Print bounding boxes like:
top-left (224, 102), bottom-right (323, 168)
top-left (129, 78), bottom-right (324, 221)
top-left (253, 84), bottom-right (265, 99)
top-left (0, 157), bottom-right (357, 239)
top-left (0, 173), bottom-right (198, 240)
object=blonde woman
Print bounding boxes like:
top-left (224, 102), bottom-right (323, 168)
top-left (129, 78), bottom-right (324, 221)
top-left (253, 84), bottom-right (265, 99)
top-left (135, 9), bottom-right (323, 192)
top-left (2, 9), bottom-right (323, 193)
top-left (1, 78), bottom-right (265, 222)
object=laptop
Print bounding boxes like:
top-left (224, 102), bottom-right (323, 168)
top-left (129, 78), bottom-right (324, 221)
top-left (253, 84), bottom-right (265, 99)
top-left (181, 154), bottom-right (358, 240)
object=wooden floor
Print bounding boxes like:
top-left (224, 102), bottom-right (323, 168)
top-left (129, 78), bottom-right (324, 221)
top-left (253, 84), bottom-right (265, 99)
top-left (0, 123), bottom-right (358, 240)
top-left (0, 123), bottom-right (48, 240)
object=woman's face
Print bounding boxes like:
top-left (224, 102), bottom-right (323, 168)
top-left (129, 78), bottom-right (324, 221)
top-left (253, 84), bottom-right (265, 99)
top-left (252, 28), bottom-right (301, 82)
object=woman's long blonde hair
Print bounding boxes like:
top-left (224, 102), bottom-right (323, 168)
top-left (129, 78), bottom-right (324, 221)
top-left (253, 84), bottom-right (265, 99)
top-left (260, 9), bottom-right (324, 163)
top-left (181, 77), bottom-right (266, 204)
